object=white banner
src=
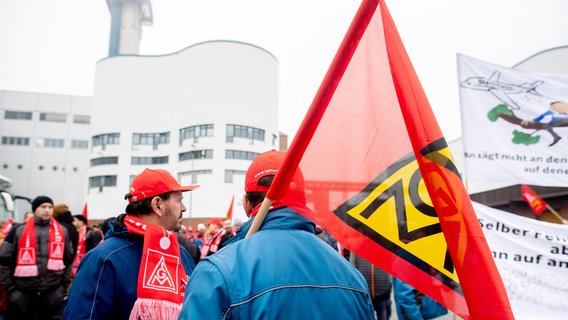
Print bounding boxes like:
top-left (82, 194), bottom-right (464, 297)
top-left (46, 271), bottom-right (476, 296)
top-left (474, 202), bottom-right (568, 319)
top-left (458, 54), bottom-right (568, 187)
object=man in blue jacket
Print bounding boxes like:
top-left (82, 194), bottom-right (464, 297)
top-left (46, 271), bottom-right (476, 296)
top-left (179, 150), bottom-right (375, 319)
top-left (63, 168), bottom-right (198, 320)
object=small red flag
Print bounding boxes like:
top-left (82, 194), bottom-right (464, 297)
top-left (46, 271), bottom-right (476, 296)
top-left (225, 195), bottom-right (234, 221)
top-left (81, 202), bottom-right (88, 225)
top-left (521, 184), bottom-right (546, 215)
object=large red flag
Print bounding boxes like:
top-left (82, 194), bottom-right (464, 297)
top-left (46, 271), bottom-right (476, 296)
top-left (521, 184), bottom-right (546, 215)
top-left (263, 0), bottom-right (513, 319)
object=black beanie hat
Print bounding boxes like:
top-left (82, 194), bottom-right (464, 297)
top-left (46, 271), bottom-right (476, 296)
top-left (31, 196), bottom-right (54, 212)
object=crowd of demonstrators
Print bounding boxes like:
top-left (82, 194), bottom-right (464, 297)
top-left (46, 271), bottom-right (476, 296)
top-left (199, 217), bottom-right (226, 259)
top-left (63, 168), bottom-right (198, 320)
top-left (53, 204), bottom-right (79, 262)
top-left (0, 158), bottom-right (440, 319)
top-left (178, 227), bottom-right (201, 265)
top-left (69, 214), bottom-right (103, 278)
top-left (0, 196), bottom-right (74, 319)
top-left (72, 214), bottom-right (103, 253)
top-left (179, 150), bottom-right (375, 319)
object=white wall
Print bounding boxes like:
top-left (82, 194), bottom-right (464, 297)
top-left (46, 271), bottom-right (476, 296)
top-left (87, 40), bottom-right (279, 220)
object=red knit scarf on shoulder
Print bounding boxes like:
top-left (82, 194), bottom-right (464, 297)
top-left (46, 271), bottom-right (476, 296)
top-left (72, 226), bottom-right (87, 276)
top-left (15, 217), bottom-right (66, 277)
top-left (124, 215), bottom-right (188, 320)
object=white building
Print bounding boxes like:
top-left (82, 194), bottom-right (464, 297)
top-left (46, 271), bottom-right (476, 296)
top-left (0, 90), bottom-right (91, 219)
top-left (87, 40), bottom-right (279, 221)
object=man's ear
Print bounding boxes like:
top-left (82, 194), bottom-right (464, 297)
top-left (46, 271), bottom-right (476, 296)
top-left (151, 197), bottom-right (162, 216)
top-left (242, 194), bottom-right (253, 218)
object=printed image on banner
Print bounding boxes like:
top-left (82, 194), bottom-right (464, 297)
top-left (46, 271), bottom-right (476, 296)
top-left (457, 54), bottom-right (568, 187)
top-left (330, 151), bottom-right (460, 291)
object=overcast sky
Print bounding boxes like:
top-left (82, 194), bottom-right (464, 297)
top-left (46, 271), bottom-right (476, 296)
top-left (1, 0), bottom-right (567, 141)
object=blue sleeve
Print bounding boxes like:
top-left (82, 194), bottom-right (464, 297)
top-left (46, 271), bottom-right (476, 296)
top-left (63, 250), bottom-right (120, 320)
top-left (179, 259), bottom-right (230, 319)
top-left (393, 278), bottom-right (424, 320)
top-left (533, 110), bottom-right (553, 122)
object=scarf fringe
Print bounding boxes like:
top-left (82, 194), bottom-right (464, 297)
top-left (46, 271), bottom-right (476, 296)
top-left (47, 259), bottom-right (65, 271)
top-left (129, 298), bottom-right (181, 320)
top-left (14, 265), bottom-right (38, 277)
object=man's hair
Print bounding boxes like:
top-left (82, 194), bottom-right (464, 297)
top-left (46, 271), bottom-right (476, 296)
top-left (245, 175), bottom-right (274, 208)
top-left (123, 192), bottom-right (171, 216)
top-left (115, 192), bottom-right (171, 230)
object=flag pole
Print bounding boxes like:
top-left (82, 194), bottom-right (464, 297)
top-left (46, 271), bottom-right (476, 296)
top-left (546, 204), bottom-right (568, 224)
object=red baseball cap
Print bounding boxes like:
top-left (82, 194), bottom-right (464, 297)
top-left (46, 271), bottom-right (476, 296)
top-left (128, 168), bottom-right (199, 203)
top-left (206, 218), bottom-right (223, 227)
top-left (244, 150), bottom-right (303, 193)
top-left (186, 226), bottom-right (194, 232)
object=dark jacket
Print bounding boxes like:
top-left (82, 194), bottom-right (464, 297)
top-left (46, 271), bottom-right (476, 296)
top-left (351, 253), bottom-right (392, 300)
top-left (63, 218), bottom-right (196, 320)
top-left (0, 216), bottom-right (74, 292)
top-left (54, 211), bottom-right (79, 259)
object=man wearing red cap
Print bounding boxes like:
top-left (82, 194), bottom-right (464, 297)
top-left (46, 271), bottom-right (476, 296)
top-left (63, 168), bottom-right (199, 320)
top-left (179, 150), bottom-right (375, 319)
top-left (199, 217), bottom-right (226, 259)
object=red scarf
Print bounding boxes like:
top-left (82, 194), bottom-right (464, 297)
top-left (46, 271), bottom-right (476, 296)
top-left (2, 218), bottom-right (13, 235)
top-left (124, 215), bottom-right (187, 320)
top-left (200, 228), bottom-right (226, 259)
top-left (14, 217), bottom-right (66, 277)
top-left (72, 226), bottom-right (87, 276)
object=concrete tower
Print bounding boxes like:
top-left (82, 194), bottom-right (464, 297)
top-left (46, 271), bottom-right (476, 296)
top-left (107, 0), bottom-right (153, 57)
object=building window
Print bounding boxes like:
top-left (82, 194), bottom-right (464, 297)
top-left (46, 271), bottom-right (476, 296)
top-left (73, 114), bottom-right (91, 124)
top-left (71, 140), bottom-right (89, 149)
top-left (179, 149), bottom-right (213, 162)
top-left (1, 136), bottom-right (30, 146)
top-left (179, 169), bottom-right (212, 184)
top-left (179, 124), bottom-right (214, 145)
top-left (132, 132), bottom-right (170, 150)
top-left (90, 156), bottom-right (119, 167)
top-left (131, 156), bottom-right (169, 165)
top-left (37, 138), bottom-right (64, 148)
top-left (92, 133), bottom-right (120, 148)
top-left (226, 124), bottom-right (265, 143)
top-left (89, 175), bottom-right (117, 189)
top-left (225, 149), bottom-right (259, 160)
top-left (39, 112), bottom-right (66, 123)
top-left (4, 111), bottom-right (32, 120)
top-left (225, 169), bottom-right (247, 183)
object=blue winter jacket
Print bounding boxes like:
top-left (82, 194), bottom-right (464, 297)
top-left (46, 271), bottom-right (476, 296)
top-left (62, 220), bottom-right (195, 320)
top-left (179, 206), bottom-right (375, 319)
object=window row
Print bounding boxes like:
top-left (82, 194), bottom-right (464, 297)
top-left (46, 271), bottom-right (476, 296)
top-left (90, 149), bottom-right (259, 167)
top-left (89, 168), bottom-right (247, 189)
top-left (1, 136), bottom-right (88, 149)
top-left (1, 163), bottom-right (79, 172)
top-left (4, 111), bottom-right (90, 124)
top-left (92, 124), bottom-right (268, 148)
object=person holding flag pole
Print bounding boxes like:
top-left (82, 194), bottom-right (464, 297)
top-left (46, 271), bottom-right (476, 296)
top-left (179, 150), bottom-right (375, 319)
top-left (246, 0), bottom-right (514, 319)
